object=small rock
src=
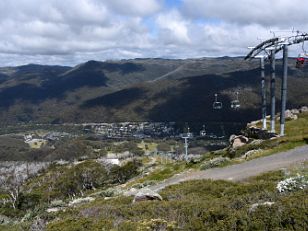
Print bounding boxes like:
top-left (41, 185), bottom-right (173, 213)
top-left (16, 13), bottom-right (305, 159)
top-left (133, 188), bottom-right (162, 203)
top-left (249, 201), bottom-right (275, 213)
top-left (46, 207), bottom-right (66, 213)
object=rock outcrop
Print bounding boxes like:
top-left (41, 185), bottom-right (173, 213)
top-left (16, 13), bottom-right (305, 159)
top-left (242, 127), bottom-right (278, 140)
top-left (133, 188), bottom-right (162, 203)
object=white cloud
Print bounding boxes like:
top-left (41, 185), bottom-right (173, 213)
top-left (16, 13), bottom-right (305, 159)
top-left (156, 10), bottom-right (191, 45)
top-left (0, 0), bottom-right (155, 59)
top-left (0, 0), bottom-right (306, 66)
top-left (105, 0), bottom-right (161, 16)
top-left (182, 0), bottom-right (308, 27)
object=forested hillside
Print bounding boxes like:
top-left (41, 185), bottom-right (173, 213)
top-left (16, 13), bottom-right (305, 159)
top-left (0, 58), bottom-right (307, 124)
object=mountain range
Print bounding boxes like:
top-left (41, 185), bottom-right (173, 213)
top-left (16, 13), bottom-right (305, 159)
top-left (0, 57), bottom-right (307, 126)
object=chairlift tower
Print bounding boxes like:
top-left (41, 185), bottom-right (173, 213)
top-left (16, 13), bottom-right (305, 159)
top-left (181, 127), bottom-right (193, 161)
top-left (255, 55), bottom-right (267, 130)
top-left (245, 31), bottom-right (308, 136)
top-left (280, 44), bottom-right (288, 136)
top-left (269, 47), bottom-right (276, 133)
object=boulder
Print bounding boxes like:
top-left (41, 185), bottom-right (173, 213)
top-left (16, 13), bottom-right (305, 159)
top-left (300, 106), bottom-right (308, 113)
top-left (133, 188), bottom-right (162, 203)
top-left (290, 109), bottom-right (300, 114)
top-left (229, 135), bottom-right (249, 149)
top-left (284, 110), bottom-right (298, 120)
top-left (241, 149), bottom-right (262, 160)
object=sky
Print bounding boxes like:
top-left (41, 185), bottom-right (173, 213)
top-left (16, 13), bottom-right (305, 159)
top-left (0, 0), bottom-right (307, 66)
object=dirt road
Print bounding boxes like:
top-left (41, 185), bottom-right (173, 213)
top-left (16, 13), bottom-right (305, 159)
top-left (149, 145), bottom-right (308, 192)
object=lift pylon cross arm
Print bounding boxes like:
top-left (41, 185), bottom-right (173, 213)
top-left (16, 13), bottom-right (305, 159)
top-left (245, 37), bottom-right (279, 60)
top-left (246, 33), bottom-right (308, 60)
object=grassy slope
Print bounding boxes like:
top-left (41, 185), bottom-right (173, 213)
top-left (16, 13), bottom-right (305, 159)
top-left (44, 164), bottom-right (308, 230)
top-left (2, 165), bottom-right (306, 230)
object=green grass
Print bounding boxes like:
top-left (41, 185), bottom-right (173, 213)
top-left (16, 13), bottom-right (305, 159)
top-left (126, 160), bottom-right (188, 188)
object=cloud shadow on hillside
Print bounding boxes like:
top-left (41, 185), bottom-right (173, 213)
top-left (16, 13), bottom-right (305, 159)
top-left (147, 68), bottom-right (263, 123)
top-left (81, 88), bottom-right (145, 108)
top-left (0, 71), bottom-right (108, 108)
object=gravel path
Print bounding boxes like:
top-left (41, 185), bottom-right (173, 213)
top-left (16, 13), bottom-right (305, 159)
top-left (149, 145), bottom-right (308, 192)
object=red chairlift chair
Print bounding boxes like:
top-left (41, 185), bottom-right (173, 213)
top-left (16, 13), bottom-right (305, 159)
top-left (296, 56), bottom-right (305, 68)
top-left (296, 41), bottom-right (308, 68)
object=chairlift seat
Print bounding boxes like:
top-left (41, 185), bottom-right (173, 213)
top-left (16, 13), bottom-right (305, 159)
top-left (296, 57), bottom-right (305, 68)
top-left (213, 102), bottom-right (223, 110)
top-left (231, 100), bottom-right (240, 109)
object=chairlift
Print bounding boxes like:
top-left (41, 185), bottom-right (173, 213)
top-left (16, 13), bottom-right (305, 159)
top-left (230, 91), bottom-right (240, 109)
top-left (296, 55), bottom-right (306, 68)
top-left (296, 41), bottom-right (308, 68)
top-left (213, 93), bottom-right (223, 110)
top-left (200, 124), bottom-right (206, 136)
